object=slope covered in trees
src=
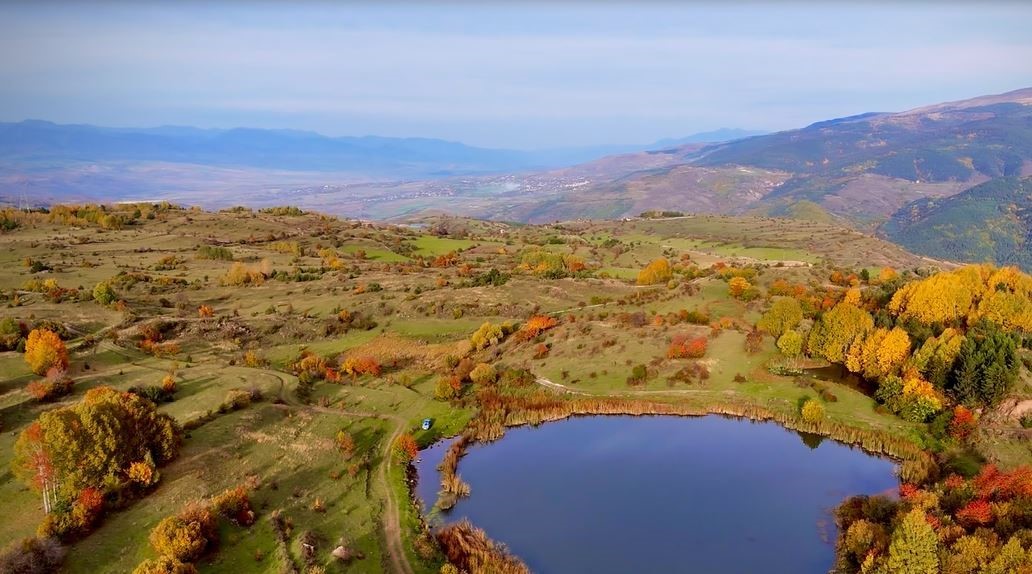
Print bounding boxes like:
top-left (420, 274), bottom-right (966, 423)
top-left (882, 176), bottom-right (1032, 271)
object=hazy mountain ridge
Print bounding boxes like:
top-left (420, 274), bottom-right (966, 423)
top-left (0, 119), bottom-right (763, 181)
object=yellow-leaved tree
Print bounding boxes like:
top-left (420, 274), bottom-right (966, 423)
top-left (807, 302), bottom-right (874, 364)
top-left (24, 328), bottom-right (69, 376)
top-left (636, 258), bottom-right (672, 286)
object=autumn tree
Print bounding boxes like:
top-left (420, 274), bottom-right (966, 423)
top-left (878, 267), bottom-right (898, 284)
top-left (92, 282), bottom-right (117, 306)
top-left (24, 328), bottom-right (69, 376)
top-left (26, 366), bottom-right (74, 402)
top-left (948, 405), bottom-right (976, 441)
top-left (13, 386), bottom-right (182, 515)
top-left (777, 330), bottom-right (803, 359)
top-left (806, 302), bottom-right (874, 364)
top-left (133, 556), bottom-right (198, 574)
top-left (469, 363), bottom-right (497, 386)
top-left (470, 322), bottom-right (509, 351)
top-left (728, 276), bottom-right (751, 299)
top-left (335, 430), bottom-right (356, 458)
top-left (667, 334), bottom-right (707, 359)
top-left (842, 287), bottom-right (862, 307)
top-left (910, 328), bottom-right (964, 387)
top-left (757, 297), bottom-right (802, 338)
top-left (393, 433), bottom-right (419, 462)
top-left (341, 355), bottom-right (381, 378)
top-left (883, 509), bottom-right (939, 574)
top-left (636, 258), bottom-right (672, 286)
top-left (434, 376), bottom-right (462, 400)
top-left (941, 536), bottom-right (989, 574)
top-left (846, 326), bottom-right (911, 379)
top-left (149, 504), bottom-right (217, 562)
top-left (842, 520), bottom-right (887, 565)
top-left (983, 537), bottom-right (1030, 573)
top-left (514, 315), bottom-right (558, 342)
top-left (876, 373), bottom-right (943, 422)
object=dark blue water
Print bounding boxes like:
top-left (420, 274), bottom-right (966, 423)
top-left (415, 415), bottom-right (897, 574)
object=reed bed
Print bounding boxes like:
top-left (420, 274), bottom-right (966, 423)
top-left (436, 519), bottom-right (529, 574)
top-left (436, 436), bottom-right (472, 510)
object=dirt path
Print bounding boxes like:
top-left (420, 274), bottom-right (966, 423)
top-left (267, 369), bottom-right (415, 574)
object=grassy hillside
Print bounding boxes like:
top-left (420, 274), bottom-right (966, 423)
top-left (882, 176), bottom-right (1032, 271)
top-left (0, 203), bottom-right (1027, 573)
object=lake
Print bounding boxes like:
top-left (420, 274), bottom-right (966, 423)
top-left (415, 415), bottom-right (898, 573)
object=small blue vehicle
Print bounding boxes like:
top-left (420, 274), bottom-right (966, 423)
top-left (421, 418), bottom-right (432, 431)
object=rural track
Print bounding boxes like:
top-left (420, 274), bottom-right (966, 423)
top-left (265, 369), bottom-right (415, 574)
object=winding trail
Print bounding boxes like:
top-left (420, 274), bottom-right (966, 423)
top-left (268, 370), bottom-right (415, 574)
top-left (90, 340), bottom-right (417, 574)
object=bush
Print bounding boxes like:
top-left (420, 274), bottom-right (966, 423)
top-left (222, 389), bottom-right (252, 411)
top-left (26, 368), bottom-right (74, 402)
top-left (0, 317), bottom-right (23, 351)
top-left (470, 321), bottom-right (509, 350)
top-left (801, 399), bottom-right (825, 423)
top-left (667, 334), bottom-right (707, 359)
top-left (0, 536), bottom-right (65, 574)
top-left (626, 364), bottom-right (649, 386)
top-left (92, 282), bottom-right (117, 306)
top-left (132, 556), bottom-right (198, 574)
top-left (128, 385), bottom-right (175, 404)
top-left (341, 355), bottom-right (381, 378)
top-left (469, 363), bottom-right (497, 386)
top-left (149, 505), bottom-right (218, 562)
top-left (210, 486), bottom-right (255, 526)
top-left (435, 376), bottom-right (462, 400)
top-left (242, 350), bottom-right (268, 368)
top-left (128, 461), bottom-right (157, 486)
top-left (195, 245), bottom-right (233, 261)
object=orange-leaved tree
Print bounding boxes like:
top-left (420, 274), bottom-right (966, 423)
top-left (24, 328), bottom-right (69, 376)
top-left (341, 355), bottom-right (381, 378)
top-left (393, 433), bottom-right (419, 462)
top-left (728, 277), bottom-right (751, 299)
top-left (667, 334), bottom-right (707, 359)
top-left (515, 315), bottom-right (558, 342)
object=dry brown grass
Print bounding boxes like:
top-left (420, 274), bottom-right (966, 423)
top-left (436, 520), bottom-right (529, 574)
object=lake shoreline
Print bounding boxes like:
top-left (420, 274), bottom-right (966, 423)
top-left (413, 412), bottom-right (903, 573)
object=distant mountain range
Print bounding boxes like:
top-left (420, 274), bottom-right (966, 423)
top-left (0, 119), bottom-right (763, 179)
top-left (3, 88), bottom-right (1032, 269)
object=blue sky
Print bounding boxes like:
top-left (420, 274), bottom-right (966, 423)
top-left (1, 2), bottom-right (1031, 148)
